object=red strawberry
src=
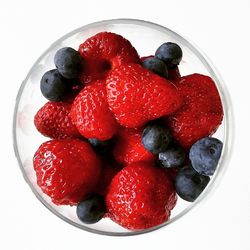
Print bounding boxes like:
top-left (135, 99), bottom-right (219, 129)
top-left (33, 139), bottom-right (101, 205)
top-left (106, 63), bottom-right (182, 128)
top-left (95, 161), bottom-right (121, 196)
top-left (113, 127), bottom-right (155, 165)
top-left (78, 32), bottom-right (140, 84)
top-left (71, 80), bottom-right (118, 140)
top-left (106, 162), bottom-right (177, 230)
top-left (34, 101), bottom-right (81, 139)
top-left (166, 74), bottom-right (223, 148)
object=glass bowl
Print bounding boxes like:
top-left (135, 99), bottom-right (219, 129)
top-left (13, 19), bottom-right (234, 236)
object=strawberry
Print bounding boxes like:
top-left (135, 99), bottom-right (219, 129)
top-left (106, 162), bottom-right (177, 230)
top-left (106, 63), bottom-right (182, 128)
top-left (78, 32), bottom-right (140, 84)
top-left (95, 161), bottom-right (121, 196)
top-left (166, 74), bottom-right (223, 148)
top-left (33, 139), bottom-right (101, 205)
top-left (113, 127), bottom-right (155, 165)
top-left (34, 101), bottom-right (81, 139)
top-left (71, 80), bottom-right (118, 140)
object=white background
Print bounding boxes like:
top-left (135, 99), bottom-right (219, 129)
top-left (1, 0), bottom-right (249, 249)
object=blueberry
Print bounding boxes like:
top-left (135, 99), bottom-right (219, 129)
top-left (155, 42), bottom-right (183, 68)
top-left (142, 57), bottom-right (168, 78)
top-left (142, 124), bottom-right (172, 154)
top-left (189, 137), bottom-right (223, 176)
top-left (76, 194), bottom-right (106, 224)
top-left (159, 146), bottom-right (185, 168)
top-left (54, 47), bottom-right (83, 79)
top-left (40, 69), bottom-right (69, 101)
top-left (88, 138), bottom-right (114, 154)
top-left (175, 167), bottom-right (210, 202)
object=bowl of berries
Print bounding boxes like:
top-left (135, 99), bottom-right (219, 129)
top-left (13, 19), bottom-right (233, 235)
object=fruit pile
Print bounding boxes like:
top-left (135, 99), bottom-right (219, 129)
top-left (33, 32), bottom-right (223, 231)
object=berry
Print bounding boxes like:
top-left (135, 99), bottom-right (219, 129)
top-left (106, 162), bottom-right (177, 230)
top-left (155, 42), bottom-right (183, 68)
top-left (165, 167), bottom-right (179, 182)
top-left (166, 74), bottom-right (223, 148)
top-left (95, 161), bottom-right (121, 196)
top-left (158, 145), bottom-right (186, 168)
top-left (175, 167), bottom-right (210, 202)
top-left (54, 47), bottom-right (83, 79)
top-left (40, 69), bottom-right (69, 102)
top-left (88, 138), bottom-right (114, 154)
top-left (77, 194), bottom-right (106, 224)
top-left (141, 58), bottom-right (181, 80)
top-left (34, 101), bottom-right (80, 139)
top-left (78, 32), bottom-right (140, 84)
top-left (71, 80), bottom-right (118, 140)
top-left (142, 57), bottom-right (168, 78)
top-left (140, 55), bottom-right (154, 62)
top-left (106, 63), bottom-right (182, 128)
top-left (113, 127), bottom-right (155, 165)
top-left (33, 139), bottom-right (101, 205)
top-left (168, 66), bottom-right (181, 81)
top-left (189, 137), bottom-right (223, 176)
top-left (142, 123), bottom-right (172, 154)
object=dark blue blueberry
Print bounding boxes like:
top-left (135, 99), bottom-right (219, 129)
top-left (189, 137), bottom-right (223, 176)
top-left (142, 124), bottom-right (172, 154)
top-left (40, 69), bottom-right (69, 102)
top-left (88, 138), bottom-right (114, 154)
top-left (76, 194), bottom-right (106, 224)
top-left (175, 167), bottom-right (210, 202)
top-left (54, 47), bottom-right (83, 79)
top-left (158, 146), bottom-right (186, 168)
top-left (155, 42), bottom-right (183, 68)
top-left (142, 57), bottom-right (168, 78)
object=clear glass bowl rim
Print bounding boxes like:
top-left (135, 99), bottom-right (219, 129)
top-left (13, 18), bottom-right (234, 236)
